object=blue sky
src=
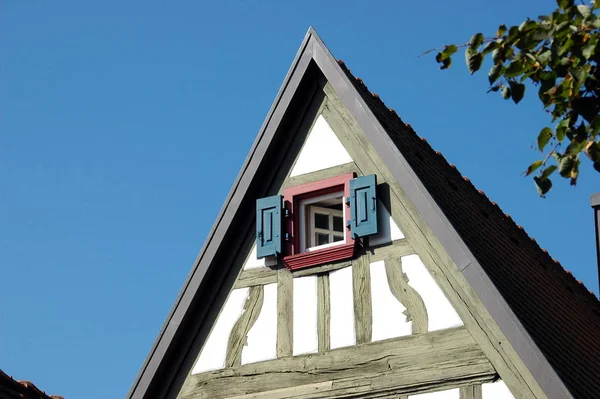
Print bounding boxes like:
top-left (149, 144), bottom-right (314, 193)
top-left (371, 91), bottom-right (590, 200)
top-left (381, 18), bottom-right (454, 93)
top-left (2, 1), bottom-right (598, 398)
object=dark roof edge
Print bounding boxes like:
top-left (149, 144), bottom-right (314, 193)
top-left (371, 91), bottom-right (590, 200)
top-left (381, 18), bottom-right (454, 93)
top-left (591, 193), bottom-right (600, 207)
top-left (126, 28), bottom-right (315, 399)
top-left (308, 32), bottom-right (573, 399)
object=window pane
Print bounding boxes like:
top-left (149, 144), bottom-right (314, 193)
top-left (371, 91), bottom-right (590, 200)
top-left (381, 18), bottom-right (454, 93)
top-left (314, 213), bottom-right (329, 230)
top-left (316, 233), bottom-right (330, 246)
top-left (333, 216), bottom-right (343, 232)
top-left (333, 234), bottom-right (344, 242)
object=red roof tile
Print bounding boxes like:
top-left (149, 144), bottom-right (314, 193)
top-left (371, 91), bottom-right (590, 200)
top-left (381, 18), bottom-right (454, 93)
top-left (0, 369), bottom-right (63, 399)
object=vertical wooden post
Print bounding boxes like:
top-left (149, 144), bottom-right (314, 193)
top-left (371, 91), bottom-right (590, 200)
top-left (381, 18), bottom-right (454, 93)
top-left (353, 251), bottom-right (372, 344)
top-left (277, 266), bottom-right (293, 357)
top-left (317, 273), bottom-right (331, 352)
top-left (460, 384), bottom-right (483, 399)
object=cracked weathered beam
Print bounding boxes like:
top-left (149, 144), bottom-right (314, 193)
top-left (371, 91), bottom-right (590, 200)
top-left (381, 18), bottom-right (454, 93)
top-left (180, 327), bottom-right (496, 399)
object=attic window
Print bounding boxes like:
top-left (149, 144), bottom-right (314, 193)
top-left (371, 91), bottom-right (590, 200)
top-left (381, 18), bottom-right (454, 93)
top-left (300, 193), bottom-right (346, 252)
top-left (282, 173), bottom-right (355, 270)
top-left (255, 172), bottom-right (379, 271)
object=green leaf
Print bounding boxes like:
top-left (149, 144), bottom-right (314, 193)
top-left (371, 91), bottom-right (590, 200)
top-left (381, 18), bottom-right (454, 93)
top-left (534, 175), bottom-right (552, 195)
top-left (497, 24), bottom-right (507, 36)
top-left (585, 140), bottom-right (599, 161)
top-left (565, 141), bottom-right (582, 156)
top-left (520, 69), bottom-right (536, 83)
top-left (501, 85), bottom-right (512, 99)
top-left (588, 116), bottom-right (600, 136)
top-left (559, 56), bottom-right (571, 67)
top-left (572, 123), bottom-right (587, 143)
top-left (509, 81), bottom-right (526, 104)
top-left (531, 25), bottom-right (552, 41)
top-left (583, 41), bottom-right (596, 59)
top-left (519, 19), bottom-right (537, 32)
top-left (538, 127), bottom-right (553, 150)
top-left (541, 165), bottom-right (557, 179)
top-left (577, 5), bottom-right (591, 17)
top-left (488, 64), bottom-right (504, 84)
top-left (525, 160), bottom-right (544, 175)
top-left (481, 41), bottom-right (499, 55)
top-left (440, 57), bottom-right (452, 70)
top-left (557, 37), bottom-right (574, 56)
top-left (437, 45), bottom-right (458, 62)
top-left (504, 60), bottom-right (524, 78)
top-left (556, 118), bottom-right (570, 141)
top-left (469, 33), bottom-right (484, 51)
top-left (508, 26), bottom-right (520, 42)
top-left (556, 0), bottom-right (573, 10)
top-left (492, 48), bottom-right (505, 64)
top-left (570, 159), bottom-right (580, 185)
top-left (559, 155), bottom-right (575, 177)
top-left (557, 19), bottom-right (571, 30)
top-left (537, 49), bottom-right (552, 65)
top-left (569, 67), bottom-right (587, 83)
top-left (466, 50), bottom-right (483, 74)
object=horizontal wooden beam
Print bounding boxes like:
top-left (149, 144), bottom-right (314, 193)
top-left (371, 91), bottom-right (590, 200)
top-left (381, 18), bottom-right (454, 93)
top-left (234, 239), bottom-right (413, 289)
top-left (291, 260), bottom-right (351, 277)
top-left (369, 239), bottom-right (415, 262)
top-left (283, 162), bottom-right (358, 189)
top-left (234, 268), bottom-right (278, 289)
top-left (180, 327), bottom-right (497, 399)
top-left (235, 260), bottom-right (355, 289)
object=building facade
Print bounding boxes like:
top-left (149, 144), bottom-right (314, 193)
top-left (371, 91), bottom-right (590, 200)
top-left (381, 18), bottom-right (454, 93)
top-left (128, 29), bottom-right (600, 399)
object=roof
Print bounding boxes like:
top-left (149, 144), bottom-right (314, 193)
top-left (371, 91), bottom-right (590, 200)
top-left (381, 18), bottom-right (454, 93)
top-left (0, 369), bottom-right (64, 399)
top-left (336, 60), bottom-right (600, 399)
top-left (127, 28), bottom-right (600, 399)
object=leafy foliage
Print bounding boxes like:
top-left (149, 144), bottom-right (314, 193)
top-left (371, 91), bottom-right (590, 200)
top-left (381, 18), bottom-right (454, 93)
top-left (430, 0), bottom-right (600, 196)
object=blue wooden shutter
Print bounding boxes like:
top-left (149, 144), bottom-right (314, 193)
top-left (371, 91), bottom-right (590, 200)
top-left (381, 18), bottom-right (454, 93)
top-left (349, 174), bottom-right (378, 238)
top-left (256, 195), bottom-right (283, 258)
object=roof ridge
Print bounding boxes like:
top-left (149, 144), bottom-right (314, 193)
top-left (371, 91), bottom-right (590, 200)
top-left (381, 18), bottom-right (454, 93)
top-left (336, 59), bottom-right (599, 306)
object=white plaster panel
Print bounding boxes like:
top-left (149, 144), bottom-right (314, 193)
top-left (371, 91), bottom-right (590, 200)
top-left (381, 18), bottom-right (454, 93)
top-left (370, 200), bottom-right (405, 246)
top-left (192, 288), bottom-right (249, 374)
top-left (370, 260), bottom-right (412, 341)
top-left (242, 283), bottom-right (277, 365)
top-left (329, 266), bottom-right (356, 349)
top-left (293, 276), bottom-right (318, 355)
top-left (290, 115), bottom-right (353, 177)
top-left (243, 244), bottom-right (277, 270)
top-left (243, 245), bottom-right (265, 270)
top-left (409, 388), bottom-right (459, 399)
top-left (402, 254), bottom-right (463, 331)
top-left (483, 380), bottom-right (515, 399)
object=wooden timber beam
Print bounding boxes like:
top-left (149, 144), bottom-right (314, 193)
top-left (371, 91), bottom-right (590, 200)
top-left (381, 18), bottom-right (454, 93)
top-left (234, 267), bottom-right (278, 289)
top-left (233, 239), bottom-right (414, 290)
top-left (179, 327), bottom-right (497, 399)
top-left (369, 239), bottom-right (415, 262)
top-left (282, 162), bottom-right (358, 189)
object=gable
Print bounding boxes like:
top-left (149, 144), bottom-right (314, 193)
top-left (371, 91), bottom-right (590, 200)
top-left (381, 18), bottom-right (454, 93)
top-left (128, 29), bottom-right (596, 399)
top-left (175, 80), bottom-right (519, 399)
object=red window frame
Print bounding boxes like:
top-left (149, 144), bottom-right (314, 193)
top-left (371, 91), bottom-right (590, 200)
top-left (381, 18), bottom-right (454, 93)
top-left (282, 172), bottom-right (356, 270)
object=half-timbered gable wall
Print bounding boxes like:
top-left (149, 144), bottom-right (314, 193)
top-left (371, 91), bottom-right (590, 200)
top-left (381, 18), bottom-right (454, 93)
top-left (177, 80), bottom-right (516, 399)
